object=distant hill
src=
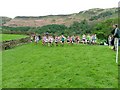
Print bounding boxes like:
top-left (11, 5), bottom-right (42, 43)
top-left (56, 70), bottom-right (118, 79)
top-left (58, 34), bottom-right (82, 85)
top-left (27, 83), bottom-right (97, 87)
top-left (0, 17), bottom-right (12, 26)
top-left (3, 7), bottom-right (118, 27)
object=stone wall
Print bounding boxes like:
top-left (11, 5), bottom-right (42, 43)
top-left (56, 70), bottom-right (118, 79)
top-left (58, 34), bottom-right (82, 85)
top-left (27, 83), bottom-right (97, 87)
top-left (1, 37), bottom-right (31, 50)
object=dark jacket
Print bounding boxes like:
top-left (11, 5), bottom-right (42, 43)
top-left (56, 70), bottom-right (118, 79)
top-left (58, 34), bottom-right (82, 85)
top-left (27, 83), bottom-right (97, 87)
top-left (111, 29), bottom-right (115, 34)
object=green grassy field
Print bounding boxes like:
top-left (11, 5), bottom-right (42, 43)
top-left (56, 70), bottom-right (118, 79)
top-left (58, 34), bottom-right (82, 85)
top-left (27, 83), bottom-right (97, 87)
top-left (0, 34), bottom-right (27, 42)
top-left (2, 43), bottom-right (118, 88)
top-left (0, 52), bottom-right (1, 89)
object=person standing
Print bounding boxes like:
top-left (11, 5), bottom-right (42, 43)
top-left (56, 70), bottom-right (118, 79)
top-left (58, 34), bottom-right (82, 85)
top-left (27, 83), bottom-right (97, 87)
top-left (113, 24), bottom-right (120, 51)
top-left (108, 35), bottom-right (112, 48)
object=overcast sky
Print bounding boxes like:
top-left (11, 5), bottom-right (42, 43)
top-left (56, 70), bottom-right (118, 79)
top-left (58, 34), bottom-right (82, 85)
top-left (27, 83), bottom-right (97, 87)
top-left (0, 0), bottom-right (120, 18)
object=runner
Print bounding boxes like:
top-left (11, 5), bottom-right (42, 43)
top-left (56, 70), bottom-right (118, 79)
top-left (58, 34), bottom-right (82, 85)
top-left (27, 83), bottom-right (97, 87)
top-left (42, 35), bottom-right (47, 45)
top-left (75, 36), bottom-right (80, 44)
top-left (30, 35), bottom-right (34, 42)
top-left (69, 36), bottom-right (72, 44)
top-left (50, 36), bottom-right (54, 46)
top-left (82, 34), bottom-right (86, 44)
top-left (45, 36), bottom-right (48, 46)
top-left (94, 34), bottom-right (97, 44)
top-left (92, 34), bottom-right (97, 45)
top-left (90, 35), bottom-right (93, 44)
top-left (67, 36), bottom-right (70, 44)
top-left (61, 35), bottom-right (65, 46)
top-left (35, 35), bottom-right (39, 44)
top-left (71, 35), bottom-right (75, 44)
top-left (55, 36), bottom-right (59, 46)
top-left (48, 36), bottom-right (51, 46)
top-left (86, 34), bottom-right (91, 44)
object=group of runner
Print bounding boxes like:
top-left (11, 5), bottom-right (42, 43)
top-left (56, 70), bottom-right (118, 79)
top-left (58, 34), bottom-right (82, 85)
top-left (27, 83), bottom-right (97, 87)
top-left (31, 33), bottom-right (97, 46)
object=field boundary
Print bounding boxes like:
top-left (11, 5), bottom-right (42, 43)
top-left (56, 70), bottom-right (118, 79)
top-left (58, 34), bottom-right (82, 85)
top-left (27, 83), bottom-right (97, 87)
top-left (0, 37), bottom-right (31, 50)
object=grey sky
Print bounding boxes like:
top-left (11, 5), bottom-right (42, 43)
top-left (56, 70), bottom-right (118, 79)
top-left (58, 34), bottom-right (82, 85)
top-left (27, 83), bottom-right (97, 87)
top-left (1, 0), bottom-right (120, 18)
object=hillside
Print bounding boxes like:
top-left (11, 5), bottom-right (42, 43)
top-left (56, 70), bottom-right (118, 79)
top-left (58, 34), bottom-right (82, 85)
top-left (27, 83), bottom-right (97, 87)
top-left (0, 17), bottom-right (12, 26)
top-left (3, 7), bottom-right (118, 27)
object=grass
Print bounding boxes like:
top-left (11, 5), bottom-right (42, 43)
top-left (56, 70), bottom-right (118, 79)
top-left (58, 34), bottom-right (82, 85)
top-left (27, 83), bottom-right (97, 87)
top-left (0, 34), bottom-right (28, 42)
top-left (2, 42), bottom-right (118, 88)
top-left (0, 52), bottom-right (2, 89)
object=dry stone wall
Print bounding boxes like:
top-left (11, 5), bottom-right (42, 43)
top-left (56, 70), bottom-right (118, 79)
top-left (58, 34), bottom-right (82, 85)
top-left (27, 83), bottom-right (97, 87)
top-left (1, 37), bottom-right (31, 50)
